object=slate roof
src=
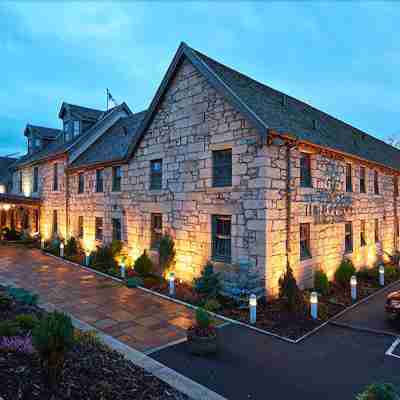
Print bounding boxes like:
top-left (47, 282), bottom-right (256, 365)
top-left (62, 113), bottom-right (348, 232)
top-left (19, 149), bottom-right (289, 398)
top-left (70, 110), bottom-right (147, 169)
top-left (128, 42), bottom-right (400, 172)
top-left (25, 124), bottom-right (61, 139)
top-left (59, 103), bottom-right (104, 121)
top-left (0, 157), bottom-right (17, 186)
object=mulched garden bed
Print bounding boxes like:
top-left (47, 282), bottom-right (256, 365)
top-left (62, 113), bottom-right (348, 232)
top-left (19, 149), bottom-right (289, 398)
top-left (0, 285), bottom-right (188, 400)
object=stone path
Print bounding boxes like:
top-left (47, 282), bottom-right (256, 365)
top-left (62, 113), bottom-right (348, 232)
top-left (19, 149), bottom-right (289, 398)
top-left (0, 244), bottom-right (195, 353)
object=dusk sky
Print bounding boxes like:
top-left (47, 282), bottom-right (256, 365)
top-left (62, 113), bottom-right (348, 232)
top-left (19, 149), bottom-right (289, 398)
top-left (0, 1), bottom-right (399, 156)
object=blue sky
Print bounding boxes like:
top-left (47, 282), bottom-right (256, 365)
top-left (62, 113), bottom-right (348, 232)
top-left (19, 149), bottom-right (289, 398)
top-left (0, 1), bottom-right (399, 156)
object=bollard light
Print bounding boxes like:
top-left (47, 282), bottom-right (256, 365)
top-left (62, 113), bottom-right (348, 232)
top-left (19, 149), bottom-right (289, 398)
top-left (310, 291), bottom-right (318, 320)
top-left (168, 272), bottom-right (175, 296)
top-left (249, 294), bottom-right (257, 324)
top-left (59, 242), bottom-right (64, 258)
top-left (41, 238), bottom-right (45, 249)
top-left (350, 275), bottom-right (357, 300)
top-left (120, 261), bottom-right (126, 279)
top-left (379, 264), bottom-right (385, 286)
top-left (85, 251), bottom-right (91, 266)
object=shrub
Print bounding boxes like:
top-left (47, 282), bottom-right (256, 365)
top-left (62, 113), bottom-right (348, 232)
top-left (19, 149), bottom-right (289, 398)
top-left (64, 237), bottom-right (79, 257)
top-left (384, 265), bottom-right (400, 282)
top-left (279, 265), bottom-right (304, 313)
top-left (143, 274), bottom-right (164, 289)
top-left (335, 258), bottom-right (356, 287)
top-left (15, 314), bottom-right (39, 331)
top-left (0, 320), bottom-right (19, 337)
top-left (90, 245), bottom-right (118, 272)
top-left (7, 287), bottom-right (38, 306)
top-left (0, 294), bottom-right (12, 311)
top-left (110, 240), bottom-right (123, 257)
top-left (74, 330), bottom-right (101, 347)
top-left (134, 250), bottom-right (153, 277)
top-left (357, 267), bottom-right (378, 282)
top-left (4, 228), bottom-right (21, 241)
top-left (126, 277), bottom-right (144, 288)
top-left (314, 269), bottom-right (329, 296)
top-left (196, 308), bottom-right (211, 329)
top-left (356, 383), bottom-right (399, 400)
top-left (0, 335), bottom-right (34, 354)
top-left (32, 311), bottom-right (74, 386)
top-left (203, 298), bottom-right (221, 313)
top-left (159, 234), bottom-right (176, 274)
top-left (194, 262), bottom-right (221, 298)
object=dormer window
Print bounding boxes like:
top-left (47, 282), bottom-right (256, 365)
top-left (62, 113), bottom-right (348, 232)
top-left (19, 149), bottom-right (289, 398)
top-left (73, 120), bottom-right (80, 137)
top-left (35, 138), bottom-right (41, 149)
top-left (28, 138), bottom-right (33, 153)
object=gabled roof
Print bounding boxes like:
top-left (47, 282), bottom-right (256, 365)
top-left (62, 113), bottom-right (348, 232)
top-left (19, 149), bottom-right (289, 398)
top-left (70, 110), bottom-right (146, 169)
top-left (24, 124), bottom-right (61, 139)
top-left (127, 42), bottom-right (400, 172)
top-left (58, 102), bottom-right (104, 121)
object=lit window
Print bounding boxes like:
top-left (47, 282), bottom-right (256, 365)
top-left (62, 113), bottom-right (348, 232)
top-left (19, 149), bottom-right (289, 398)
top-left (78, 173), bottom-right (84, 194)
top-left (95, 217), bottom-right (103, 241)
top-left (300, 223), bottom-right (311, 260)
top-left (212, 215), bottom-right (231, 263)
top-left (151, 213), bottom-right (162, 249)
top-left (150, 159), bottom-right (162, 190)
top-left (374, 171), bottom-right (379, 195)
top-left (375, 219), bottom-right (379, 243)
top-left (360, 167), bottom-right (366, 193)
top-left (300, 153), bottom-right (312, 188)
top-left (213, 149), bottom-right (232, 187)
top-left (96, 170), bottom-right (103, 193)
top-left (346, 163), bottom-right (352, 193)
top-left (360, 220), bottom-right (366, 247)
top-left (78, 216), bottom-right (84, 239)
top-left (112, 218), bottom-right (122, 241)
top-left (53, 163), bottom-right (58, 191)
top-left (112, 166), bottom-right (122, 192)
top-left (345, 222), bottom-right (353, 253)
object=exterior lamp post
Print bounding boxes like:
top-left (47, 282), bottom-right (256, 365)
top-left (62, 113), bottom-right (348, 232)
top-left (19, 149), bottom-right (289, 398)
top-left (120, 261), bottom-right (126, 279)
top-left (85, 251), bottom-right (91, 267)
top-left (249, 294), bottom-right (257, 324)
top-left (379, 264), bottom-right (385, 286)
top-left (310, 291), bottom-right (318, 320)
top-left (168, 272), bottom-right (175, 296)
top-left (350, 275), bottom-right (357, 301)
top-left (59, 242), bottom-right (64, 258)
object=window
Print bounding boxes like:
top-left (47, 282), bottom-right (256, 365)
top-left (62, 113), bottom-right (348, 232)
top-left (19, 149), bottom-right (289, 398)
top-left (360, 220), bottom-right (366, 247)
top-left (394, 176), bottom-right (399, 198)
top-left (65, 131), bottom-right (71, 142)
top-left (346, 163), bottom-right (352, 193)
top-left (345, 222), bottom-right (353, 253)
top-left (150, 159), bottom-right (163, 190)
top-left (53, 163), bottom-right (58, 191)
top-left (28, 138), bottom-right (32, 153)
top-left (374, 219), bottom-right (379, 243)
top-left (150, 213), bottom-right (162, 249)
top-left (95, 217), bottom-right (103, 241)
top-left (78, 173), bottom-right (84, 194)
top-left (300, 223), bottom-right (311, 260)
top-left (33, 167), bottom-right (39, 193)
top-left (212, 149), bottom-right (232, 187)
top-left (78, 216), bottom-right (84, 239)
top-left (360, 167), bottom-right (366, 193)
top-left (52, 210), bottom-right (58, 235)
top-left (374, 171), bottom-right (379, 195)
top-left (395, 217), bottom-right (399, 241)
top-left (73, 120), bottom-right (80, 137)
top-left (112, 166), bottom-right (122, 192)
top-left (19, 171), bottom-right (23, 193)
top-left (96, 170), bottom-right (103, 193)
top-left (300, 153), bottom-right (312, 188)
top-left (112, 218), bottom-right (122, 241)
top-left (35, 138), bottom-right (41, 148)
top-left (212, 215), bottom-right (231, 263)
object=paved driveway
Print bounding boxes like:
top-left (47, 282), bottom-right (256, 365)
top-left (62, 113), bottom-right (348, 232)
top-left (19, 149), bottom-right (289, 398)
top-left (0, 244), bottom-right (195, 353)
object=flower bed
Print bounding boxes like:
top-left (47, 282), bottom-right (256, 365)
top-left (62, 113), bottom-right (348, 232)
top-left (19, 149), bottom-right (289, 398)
top-left (0, 285), bottom-right (187, 400)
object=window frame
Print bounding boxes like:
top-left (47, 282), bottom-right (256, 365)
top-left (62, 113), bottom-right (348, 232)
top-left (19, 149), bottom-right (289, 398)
top-left (374, 170), bottom-right (379, 195)
top-left (78, 173), bottom-right (84, 194)
top-left (345, 163), bottom-right (352, 193)
top-left (95, 217), bottom-right (103, 241)
top-left (73, 120), bottom-right (80, 137)
top-left (211, 215), bottom-right (232, 263)
top-left (360, 166), bottom-right (366, 193)
top-left (300, 152), bottom-right (312, 188)
top-left (112, 217), bottom-right (122, 241)
top-left (300, 223), bottom-right (312, 260)
top-left (78, 216), bottom-right (84, 239)
top-left (53, 163), bottom-right (58, 191)
top-left (95, 169), bottom-right (104, 193)
top-left (150, 159), bottom-right (163, 190)
top-left (112, 166), bottom-right (122, 192)
top-left (212, 149), bottom-right (232, 188)
top-left (150, 213), bottom-right (163, 249)
top-left (344, 221), bottom-right (353, 253)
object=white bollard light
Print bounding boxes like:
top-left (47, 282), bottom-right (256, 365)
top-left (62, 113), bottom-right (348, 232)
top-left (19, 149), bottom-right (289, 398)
top-left (350, 275), bottom-right (357, 300)
top-left (249, 294), bottom-right (257, 324)
top-left (59, 242), bottom-right (64, 258)
top-left (85, 251), bottom-right (90, 266)
top-left (120, 261), bottom-right (126, 279)
top-left (168, 272), bottom-right (175, 296)
top-left (379, 264), bottom-right (385, 286)
top-left (41, 238), bottom-right (45, 249)
top-left (310, 291), bottom-right (318, 320)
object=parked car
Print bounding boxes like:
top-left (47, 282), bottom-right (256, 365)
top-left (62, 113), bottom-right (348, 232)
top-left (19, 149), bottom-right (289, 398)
top-left (385, 291), bottom-right (400, 321)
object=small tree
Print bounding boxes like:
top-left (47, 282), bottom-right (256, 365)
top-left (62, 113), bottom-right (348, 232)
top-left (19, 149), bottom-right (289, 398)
top-left (314, 269), bottom-right (329, 296)
top-left (64, 237), bottom-right (78, 257)
top-left (335, 258), bottom-right (356, 287)
top-left (194, 262), bottom-right (221, 298)
top-left (134, 250), bottom-right (153, 277)
top-left (279, 264), bottom-right (304, 313)
top-left (159, 234), bottom-right (176, 274)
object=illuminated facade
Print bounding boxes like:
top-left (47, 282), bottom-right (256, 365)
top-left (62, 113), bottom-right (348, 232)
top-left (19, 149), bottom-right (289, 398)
top-left (2, 42), bottom-right (400, 296)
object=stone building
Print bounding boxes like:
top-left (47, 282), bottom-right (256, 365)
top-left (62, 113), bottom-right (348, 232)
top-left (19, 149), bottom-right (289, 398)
top-left (1, 42), bottom-right (399, 296)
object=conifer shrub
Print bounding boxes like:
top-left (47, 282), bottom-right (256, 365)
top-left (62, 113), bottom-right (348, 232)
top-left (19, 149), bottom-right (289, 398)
top-left (194, 262), bottom-right (221, 298)
top-left (279, 265), bottom-right (304, 313)
top-left (314, 269), bottom-right (329, 296)
top-left (159, 234), bottom-right (176, 274)
top-left (134, 250), bottom-right (153, 277)
top-left (334, 258), bottom-right (356, 287)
